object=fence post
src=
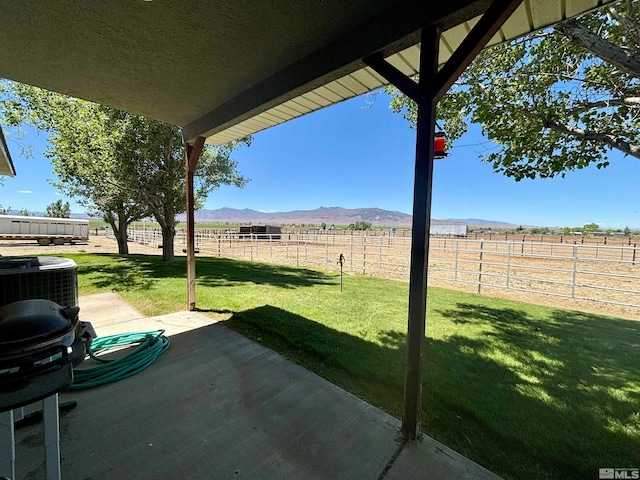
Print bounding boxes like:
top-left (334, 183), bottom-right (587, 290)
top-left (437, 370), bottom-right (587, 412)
top-left (296, 238), bottom-right (299, 267)
top-left (326, 235), bottom-right (329, 264)
top-left (363, 237), bottom-right (367, 275)
top-left (454, 240), bottom-right (459, 281)
top-left (477, 240), bottom-right (484, 295)
top-left (571, 245), bottom-right (578, 298)
top-left (633, 243), bottom-right (637, 266)
top-left (350, 235), bottom-right (353, 271)
top-left (378, 236), bottom-right (382, 270)
top-left (506, 241), bottom-right (511, 288)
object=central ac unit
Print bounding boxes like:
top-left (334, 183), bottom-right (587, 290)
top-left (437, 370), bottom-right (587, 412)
top-left (0, 256), bottom-right (78, 307)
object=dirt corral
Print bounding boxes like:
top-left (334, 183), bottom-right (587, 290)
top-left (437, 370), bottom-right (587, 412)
top-left (194, 234), bottom-right (640, 321)
top-left (0, 234), bottom-right (160, 257)
top-left (1, 233), bottom-right (638, 321)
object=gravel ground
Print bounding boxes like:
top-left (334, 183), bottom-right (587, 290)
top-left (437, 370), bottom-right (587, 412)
top-left (0, 234), bottom-right (161, 257)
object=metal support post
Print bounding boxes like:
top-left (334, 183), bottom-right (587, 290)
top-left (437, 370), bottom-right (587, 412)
top-left (43, 394), bottom-right (61, 480)
top-left (0, 409), bottom-right (15, 480)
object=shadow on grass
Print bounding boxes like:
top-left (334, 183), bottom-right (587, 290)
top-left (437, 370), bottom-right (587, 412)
top-left (76, 254), bottom-right (335, 291)
top-left (75, 254), bottom-right (156, 291)
top-left (224, 304), bottom-right (640, 480)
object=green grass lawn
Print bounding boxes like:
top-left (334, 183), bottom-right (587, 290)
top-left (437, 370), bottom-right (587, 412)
top-left (61, 253), bottom-right (640, 479)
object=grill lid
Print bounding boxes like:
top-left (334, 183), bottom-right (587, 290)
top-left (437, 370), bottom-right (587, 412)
top-left (0, 299), bottom-right (80, 354)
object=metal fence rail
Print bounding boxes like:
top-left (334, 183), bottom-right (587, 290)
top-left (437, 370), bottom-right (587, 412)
top-left (117, 228), bottom-right (640, 310)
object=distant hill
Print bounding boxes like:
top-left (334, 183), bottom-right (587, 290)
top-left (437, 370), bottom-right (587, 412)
top-left (2, 207), bottom-right (516, 228)
top-left (173, 207), bottom-right (517, 228)
top-left (442, 218), bottom-right (519, 228)
top-left (179, 206), bottom-right (413, 226)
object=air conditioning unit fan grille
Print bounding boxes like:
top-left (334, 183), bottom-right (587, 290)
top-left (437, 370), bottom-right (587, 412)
top-left (0, 257), bottom-right (78, 307)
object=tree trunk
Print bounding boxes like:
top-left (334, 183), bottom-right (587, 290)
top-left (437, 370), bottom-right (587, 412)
top-left (107, 217), bottom-right (129, 254)
top-left (153, 201), bottom-right (177, 262)
top-left (161, 224), bottom-right (175, 261)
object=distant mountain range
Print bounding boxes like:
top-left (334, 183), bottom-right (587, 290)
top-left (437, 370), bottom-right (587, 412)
top-left (3, 207), bottom-right (517, 227)
top-left (175, 207), bottom-right (516, 227)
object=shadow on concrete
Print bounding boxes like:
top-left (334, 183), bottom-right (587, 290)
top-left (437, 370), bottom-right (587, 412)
top-left (17, 320), bottom-right (404, 480)
top-left (224, 304), bottom-right (640, 479)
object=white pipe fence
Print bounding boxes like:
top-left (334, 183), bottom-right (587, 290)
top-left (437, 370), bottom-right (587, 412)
top-left (114, 228), bottom-right (640, 310)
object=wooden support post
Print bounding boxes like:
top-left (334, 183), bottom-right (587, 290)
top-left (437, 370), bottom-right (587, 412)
top-left (366, 0), bottom-right (522, 440)
top-left (401, 25), bottom-right (440, 440)
top-left (185, 136), bottom-right (205, 311)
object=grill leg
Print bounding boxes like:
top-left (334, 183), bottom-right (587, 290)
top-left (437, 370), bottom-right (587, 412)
top-left (0, 409), bottom-right (15, 480)
top-left (43, 394), bottom-right (61, 480)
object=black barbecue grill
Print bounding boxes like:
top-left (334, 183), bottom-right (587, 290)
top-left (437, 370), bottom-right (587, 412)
top-left (0, 257), bottom-right (93, 480)
top-left (0, 299), bottom-right (81, 412)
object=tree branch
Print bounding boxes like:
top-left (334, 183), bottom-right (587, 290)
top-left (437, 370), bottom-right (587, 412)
top-left (554, 18), bottom-right (640, 78)
top-left (571, 97), bottom-right (640, 113)
top-left (542, 119), bottom-right (640, 159)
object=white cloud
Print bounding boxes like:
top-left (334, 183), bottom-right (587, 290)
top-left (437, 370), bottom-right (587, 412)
top-left (55, 192), bottom-right (63, 196)
top-left (18, 190), bottom-right (33, 194)
top-left (258, 209), bottom-right (276, 213)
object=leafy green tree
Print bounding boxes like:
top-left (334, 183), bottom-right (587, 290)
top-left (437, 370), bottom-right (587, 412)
top-left (18, 208), bottom-right (32, 216)
top-left (0, 205), bottom-right (10, 215)
top-left (1, 82), bottom-right (250, 259)
top-left (44, 199), bottom-right (71, 218)
top-left (348, 221), bottom-right (372, 230)
top-left (582, 223), bottom-right (600, 234)
top-left (387, 1), bottom-right (640, 180)
top-left (624, 226), bottom-right (632, 235)
top-left (111, 113), bottom-right (249, 260)
top-left (1, 84), bottom-right (147, 253)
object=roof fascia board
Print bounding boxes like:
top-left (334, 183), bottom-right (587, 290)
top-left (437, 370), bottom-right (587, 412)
top-left (0, 126), bottom-right (16, 177)
top-left (182, 0), bottom-right (487, 143)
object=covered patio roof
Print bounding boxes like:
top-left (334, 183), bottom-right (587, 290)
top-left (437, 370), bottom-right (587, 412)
top-left (0, 126), bottom-right (16, 177)
top-left (0, 0), bottom-right (612, 145)
top-left (0, 0), bottom-right (617, 443)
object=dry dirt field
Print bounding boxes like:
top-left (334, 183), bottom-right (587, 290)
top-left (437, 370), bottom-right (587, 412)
top-left (2, 233), bottom-right (638, 321)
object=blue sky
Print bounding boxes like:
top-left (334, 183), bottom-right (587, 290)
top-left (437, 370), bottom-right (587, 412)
top-left (1, 91), bottom-right (639, 229)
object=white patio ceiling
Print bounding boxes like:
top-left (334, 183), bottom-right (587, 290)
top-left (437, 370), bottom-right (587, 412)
top-left (0, 0), bottom-right (615, 147)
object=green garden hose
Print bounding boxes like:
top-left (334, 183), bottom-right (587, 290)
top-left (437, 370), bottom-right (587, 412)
top-left (68, 330), bottom-right (170, 389)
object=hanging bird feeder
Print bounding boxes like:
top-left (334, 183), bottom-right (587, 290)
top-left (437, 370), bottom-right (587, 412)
top-left (434, 131), bottom-right (447, 159)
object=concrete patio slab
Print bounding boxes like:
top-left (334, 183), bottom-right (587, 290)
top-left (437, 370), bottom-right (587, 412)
top-left (78, 292), bottom-right (143, 326)
top-left (13, 295), bottom-right (502, 480)
top-left (384, 434), bottom-right (500, 480)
